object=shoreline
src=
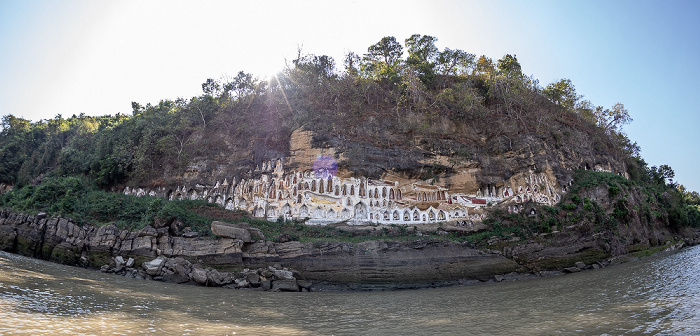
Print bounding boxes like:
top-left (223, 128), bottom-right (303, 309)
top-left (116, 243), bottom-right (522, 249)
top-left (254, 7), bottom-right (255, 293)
top-left (0, 240), bottom-right (692, 293)
top-left (1, 210), bottom-right (698, 292)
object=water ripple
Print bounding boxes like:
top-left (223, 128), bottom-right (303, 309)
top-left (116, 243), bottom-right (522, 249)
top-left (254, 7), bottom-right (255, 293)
top-left (0, 247), bottom-right (699, 335)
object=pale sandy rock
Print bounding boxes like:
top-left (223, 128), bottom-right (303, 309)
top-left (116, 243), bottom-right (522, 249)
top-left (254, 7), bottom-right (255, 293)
top-left (211, 221), bottom-right (252, 242)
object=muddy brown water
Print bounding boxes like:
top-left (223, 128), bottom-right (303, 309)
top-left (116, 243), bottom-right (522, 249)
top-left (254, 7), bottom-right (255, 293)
top-left (0, 246), bottom-right (699, 335)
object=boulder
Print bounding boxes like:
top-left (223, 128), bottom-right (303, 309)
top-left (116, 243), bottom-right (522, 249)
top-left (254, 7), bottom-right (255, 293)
top-left (276, 233), bottom-right (291, 243)
top-left (297, 280), bottom-right (312, 290)
top-left (48, 241), bottom-right (80, 264)
top-left (153, 217), bottom-right (173, 229)
top-left (211, 221), bottom-right (252, 242)
top-left (161, 257), bottom-right (192, 284)
top-left (0, 225), bottom-right (17, 251)
top-left (261, 279), bottom-right (272, 291)
top-left (575, 261), bottom-right (587, 269)
top-left (207, 269), bottom-right (232, 286)
top-left (563, 267), bottom-right (581, 273)
top-left (243, 241), bottom-right (272, 254)
top-left (142, 256), bottom-right (166, 276)
top-left (135, 270), bottom-right (148, 280)
top-left (272, 279), bottom-right (299, 292)
top-left (290, 269), bottom-right (305, 280)
top-left (78, 252), bottom-right (89, 267)
top-left (190, 266), bottom-right (208, 284)
top-left (248, 228), bottom-right (265, 241)
top-left (246, 273), bottom-right (261, 286)
top-left (234, 278), bottom-right (249, 288)
top-left (155, 227), bottom-right (169, 237)
top-left (274, 269), bottom-right (294, 280)
top-left (169, 219), bottom-right (185, 236)
top-left (162, 269), bottom-right (190, 284)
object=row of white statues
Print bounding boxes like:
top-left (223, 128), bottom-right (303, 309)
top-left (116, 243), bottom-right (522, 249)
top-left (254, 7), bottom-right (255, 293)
top-left (123, 160), bottom-right (563, 225)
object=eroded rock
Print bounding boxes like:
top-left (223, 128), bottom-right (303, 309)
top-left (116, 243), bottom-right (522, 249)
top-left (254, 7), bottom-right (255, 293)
top-left (272, 279), bottom-right (299, 292)
top-left (190, 265), bottom-right (208, 284)
top-left (142, 256), bottom-right (166, 276)
top-left (211, 221), bottom-right (252, 242)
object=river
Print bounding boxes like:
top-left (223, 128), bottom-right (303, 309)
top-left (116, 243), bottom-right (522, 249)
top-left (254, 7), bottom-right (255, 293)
top-left (0, 246), bottom-right (698, 335)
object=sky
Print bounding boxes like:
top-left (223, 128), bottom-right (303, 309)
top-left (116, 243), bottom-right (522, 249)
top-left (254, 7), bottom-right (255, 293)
top-left (1, 0), bottom-right (699, 192)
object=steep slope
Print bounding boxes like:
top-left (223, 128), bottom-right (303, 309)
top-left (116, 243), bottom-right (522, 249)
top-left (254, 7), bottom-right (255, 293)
top-left (2, 34), bottom-right (695, 232)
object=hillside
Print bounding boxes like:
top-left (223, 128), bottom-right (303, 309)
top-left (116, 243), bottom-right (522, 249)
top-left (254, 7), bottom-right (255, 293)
top-left (0, 34), bottom-right (697, 231)
top-left (1, 35), bottom-right (699, 289)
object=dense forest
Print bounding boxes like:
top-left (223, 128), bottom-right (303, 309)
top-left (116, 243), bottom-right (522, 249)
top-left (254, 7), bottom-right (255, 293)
top-left (1, 34), bottom-right (698, 232)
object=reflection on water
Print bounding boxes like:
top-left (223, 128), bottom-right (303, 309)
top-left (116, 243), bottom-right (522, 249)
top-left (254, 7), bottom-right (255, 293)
top-left (0, 246), bottom-right (699, 335)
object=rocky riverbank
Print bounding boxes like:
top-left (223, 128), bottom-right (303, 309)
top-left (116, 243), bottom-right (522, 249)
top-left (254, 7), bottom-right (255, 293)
top-left (101, 255), bottom-right (313, 292)
top-left (1, 210), bottom-right (698, 291)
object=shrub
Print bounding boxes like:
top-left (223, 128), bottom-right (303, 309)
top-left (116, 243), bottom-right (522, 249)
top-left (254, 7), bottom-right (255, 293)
top-left (609, 185), bottom-right (621, 198)
top-left (562, 203), bottom-right (577, 211)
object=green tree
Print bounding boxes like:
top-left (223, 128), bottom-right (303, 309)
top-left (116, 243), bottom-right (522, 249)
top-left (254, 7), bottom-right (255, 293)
top-left (437, 48), bottom-right (476, 76)
top-left (543, 78), bottom-right (580, 111)
top-left (0, 115), bottom-right (34, 184)
top-left (1, 115), bottom-right (31, 133)
top-left (361, 36), bottom-right (404, 83)
top-left (131, 102), bottom-right (144, 116)
top-left (596, 103), bottom-right (632, 133)
top-left (343, 51), bottom-right (361, 77)
top-left (405, 34), bottom-right (438, 64)
top-left (223, 71), bottom-right (257, 99)
top-left (473, 55), bottom-right (495, 77)
top-left (293, 54), bottom-right (337, 85)
top-left (366, 36), bottom-right (403, 64)
top-left (201, 78), bottom-right (222, 97)
top-left (496, 54), bottom-right (522, 79)
top-left (649, 164), bottom-right (675, 185)
top-left (575, 99), bottom-right (597, 124)
top-left (405, 34), bottom-right (438, 85)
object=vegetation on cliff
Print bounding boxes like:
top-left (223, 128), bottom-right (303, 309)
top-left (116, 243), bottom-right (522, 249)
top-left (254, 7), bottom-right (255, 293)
top-left (1, 169), bottom-right (697, 247)
top-left (472, 169), bottom-right (700, 249)
top-left (0, 176), bottom-right (449, 243)
top-left (0, 176), bottom-right (216, 234)
top-left (0, 34), bottom-right (697, 241)
top-left (2, 34), bottom-right (635, 187)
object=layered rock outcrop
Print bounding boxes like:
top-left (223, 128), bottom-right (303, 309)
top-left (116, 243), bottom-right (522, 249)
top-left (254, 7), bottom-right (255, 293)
top-left (1, 210), bottom-right (697, 290)
top-left (0, 210), bottom-right (519, 289)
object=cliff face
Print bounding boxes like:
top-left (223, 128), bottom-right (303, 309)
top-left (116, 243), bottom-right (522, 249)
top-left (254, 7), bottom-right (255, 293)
top-left (107, 69), bottom-right (631, 227)
top-left (0, 211), bottom-right (518, 288)
top-left (119, 125), bottom-right (626, 226)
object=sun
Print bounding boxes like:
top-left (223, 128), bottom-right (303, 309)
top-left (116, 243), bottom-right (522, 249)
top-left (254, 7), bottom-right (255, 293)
top-left (242, 53), bottom-right (287, 84)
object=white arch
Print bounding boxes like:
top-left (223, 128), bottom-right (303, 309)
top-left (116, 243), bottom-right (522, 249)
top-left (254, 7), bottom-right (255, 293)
top-left (354, 202), bottom-right (368, 219)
